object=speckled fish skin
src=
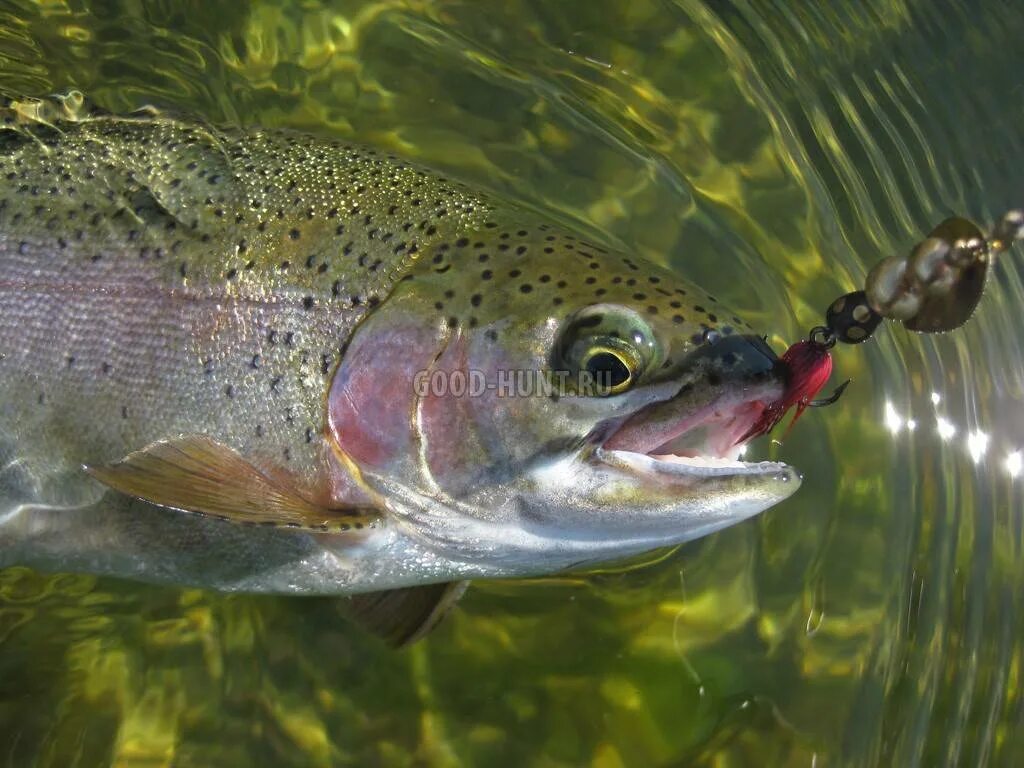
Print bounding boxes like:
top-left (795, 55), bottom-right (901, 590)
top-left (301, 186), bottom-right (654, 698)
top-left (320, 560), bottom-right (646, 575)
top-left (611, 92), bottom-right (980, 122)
top-left (0, 95), bottom-right (800, 594)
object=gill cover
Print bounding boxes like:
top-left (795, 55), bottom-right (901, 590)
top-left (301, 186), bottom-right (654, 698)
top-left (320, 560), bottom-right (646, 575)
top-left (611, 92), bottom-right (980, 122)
top-left (327, 288), bottom-right (497, 496)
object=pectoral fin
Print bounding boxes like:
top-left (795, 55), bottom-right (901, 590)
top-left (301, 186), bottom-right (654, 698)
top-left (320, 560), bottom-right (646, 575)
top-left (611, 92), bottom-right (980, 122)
top-left (348, 581), bottom-right (469, 647)
top-left (86, 435), bottom-right (377, 531)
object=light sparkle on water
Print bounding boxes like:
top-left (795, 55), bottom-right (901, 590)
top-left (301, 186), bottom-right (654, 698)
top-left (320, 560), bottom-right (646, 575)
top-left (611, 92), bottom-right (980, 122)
top-left (1006, 450), bottom-right (1023, 478)
top-left (884, 401), bottom-right (904, 434)
top-left (892, 395), bottom-right (1019, 477)
top-left (966, 430), bottom-right (989, 464)
top-left (936, 417), bottom-right (957, 441)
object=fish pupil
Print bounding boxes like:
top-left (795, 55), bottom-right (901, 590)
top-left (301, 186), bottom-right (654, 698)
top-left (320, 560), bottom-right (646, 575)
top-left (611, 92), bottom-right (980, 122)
top-left (586, 352), bottom-right (630, 388)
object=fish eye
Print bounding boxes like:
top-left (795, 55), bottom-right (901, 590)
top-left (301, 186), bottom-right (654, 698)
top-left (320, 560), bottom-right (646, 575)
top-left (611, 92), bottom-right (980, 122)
top-left (552, 304), bottom-right (659, 396)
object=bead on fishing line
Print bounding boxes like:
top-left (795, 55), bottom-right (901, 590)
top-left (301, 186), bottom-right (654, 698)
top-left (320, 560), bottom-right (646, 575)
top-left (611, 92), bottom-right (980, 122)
top-left (823, 290), bottom-right (882, 344)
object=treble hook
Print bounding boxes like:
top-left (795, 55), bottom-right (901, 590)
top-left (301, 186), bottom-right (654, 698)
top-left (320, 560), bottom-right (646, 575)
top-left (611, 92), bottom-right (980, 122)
top-left (806, 379), bottom-right (851, 408)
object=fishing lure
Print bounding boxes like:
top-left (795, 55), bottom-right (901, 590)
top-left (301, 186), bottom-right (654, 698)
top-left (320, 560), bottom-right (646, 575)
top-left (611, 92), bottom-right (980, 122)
top-left (750, 209), bottom-right (1024, 438)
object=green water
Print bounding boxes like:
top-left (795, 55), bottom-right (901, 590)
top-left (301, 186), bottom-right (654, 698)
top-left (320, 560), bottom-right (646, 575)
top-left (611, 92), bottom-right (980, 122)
top-left (1, 0), bottom-right (1023, 765)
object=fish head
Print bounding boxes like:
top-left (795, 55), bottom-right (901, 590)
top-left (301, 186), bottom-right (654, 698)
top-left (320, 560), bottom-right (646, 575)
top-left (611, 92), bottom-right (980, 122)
top-left (328, 229), bottom-right (800, 572)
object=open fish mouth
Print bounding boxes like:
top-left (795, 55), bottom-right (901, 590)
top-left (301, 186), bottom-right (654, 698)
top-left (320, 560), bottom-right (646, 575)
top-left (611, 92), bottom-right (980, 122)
top-left (597, 385), bottom-right (797, 484)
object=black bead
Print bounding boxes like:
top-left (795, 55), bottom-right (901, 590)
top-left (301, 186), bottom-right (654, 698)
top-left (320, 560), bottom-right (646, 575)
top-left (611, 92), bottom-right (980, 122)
top-left (825, 290), bottom-right (883, 344)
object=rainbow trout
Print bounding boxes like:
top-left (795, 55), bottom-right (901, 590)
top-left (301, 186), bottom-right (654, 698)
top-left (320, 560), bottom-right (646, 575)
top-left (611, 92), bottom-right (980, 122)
top-left (0, 93), bottom-right (797, 641)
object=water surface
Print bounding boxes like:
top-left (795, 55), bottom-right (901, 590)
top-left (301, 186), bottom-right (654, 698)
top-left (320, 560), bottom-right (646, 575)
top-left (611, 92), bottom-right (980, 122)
top-left (1, 0), bottom-right (1023, 765)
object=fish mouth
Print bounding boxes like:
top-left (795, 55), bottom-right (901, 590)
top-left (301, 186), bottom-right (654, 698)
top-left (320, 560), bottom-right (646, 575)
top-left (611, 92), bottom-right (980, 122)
top-left (597, 384), bottom-right (797, 484)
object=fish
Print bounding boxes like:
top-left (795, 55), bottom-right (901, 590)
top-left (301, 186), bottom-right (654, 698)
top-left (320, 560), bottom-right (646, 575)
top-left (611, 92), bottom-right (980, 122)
top-left (0, 92), bottom-right (799, 644)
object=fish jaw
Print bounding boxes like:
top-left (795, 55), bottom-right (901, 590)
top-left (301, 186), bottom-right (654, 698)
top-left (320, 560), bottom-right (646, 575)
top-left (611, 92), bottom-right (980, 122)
top-left (524, 449), bottom-right (798, 561)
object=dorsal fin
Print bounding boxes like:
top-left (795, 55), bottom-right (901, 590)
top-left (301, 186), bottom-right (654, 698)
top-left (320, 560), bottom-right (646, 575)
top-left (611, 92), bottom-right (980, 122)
top-left (348, 582), bottom-right (469, 647)
top-left (86, 435), bottom-right (378, 532)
